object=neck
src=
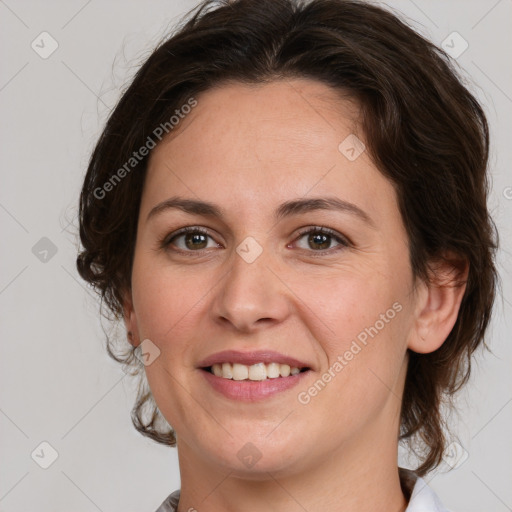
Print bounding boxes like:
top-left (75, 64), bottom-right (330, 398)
top-left (175, 421), bottom-right (408, 512)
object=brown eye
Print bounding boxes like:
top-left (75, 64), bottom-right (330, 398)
top-left (293, 227), bottom-right (349, 253)
top-left (182, 232), bottom-right (209, 250)
top-left (163, 227), bottom-right (219, 252)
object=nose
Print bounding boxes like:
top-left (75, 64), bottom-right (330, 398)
top-left (210, 244), bottom-right (291, 333)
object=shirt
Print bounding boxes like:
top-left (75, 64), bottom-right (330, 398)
top-left (153, 468), bottom-right (450, 512)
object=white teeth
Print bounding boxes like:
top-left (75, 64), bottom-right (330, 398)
top-left (209, 362), bottom-right (305, 380)
top-left (248, 362), bottom-right (266, 381)
top-left (212, 364), bottom-right (223, 377)
top-left (232, 363), bottom-right (248, 381)
top-left (221, 362), bottom-right (233, 379)
top-left (280, 364), bottom-right (290, 377)
top-left (266, 362), bottom-right (281, 378)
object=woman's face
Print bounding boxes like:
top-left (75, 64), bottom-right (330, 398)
top-left (126, 79), bottom-right (422, 476)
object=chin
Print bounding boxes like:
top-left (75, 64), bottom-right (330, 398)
top-left (199, 435), bottom-right (308, 477)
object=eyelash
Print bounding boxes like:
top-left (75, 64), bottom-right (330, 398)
top-left (159, 226), bottom-right (351, 257)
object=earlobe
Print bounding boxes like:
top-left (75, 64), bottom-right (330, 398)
top-left (408, 253), bottom-right (469, 354)
top-left (122, 289), bottom-right (141, 348)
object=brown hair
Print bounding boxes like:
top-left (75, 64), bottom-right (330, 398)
top-left (76, 0), bottom-right (498, 476)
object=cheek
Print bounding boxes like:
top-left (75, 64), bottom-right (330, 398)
top-left (132, 263), bottom-right (204, 427)
top-left (293, 267), bottom-right (405, 348)
top-left (293, 269), bottom-right (408, 406)
top-left (297, 311), bottom-right (407, 442)
top-left (131, 255), bottom-right (204, 342)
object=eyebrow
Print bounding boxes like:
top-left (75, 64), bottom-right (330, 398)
top-left (146, 195), bottom-right (375, 227)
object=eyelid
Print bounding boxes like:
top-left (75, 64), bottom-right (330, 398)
top-left (291, 225), bottom-right (351, 254)
top-left (294, 225), bottom-right (351, 245)
top-left (160, 226), bottom-right (220, 250)
top-left (160, 225), bottom-right (351, 255)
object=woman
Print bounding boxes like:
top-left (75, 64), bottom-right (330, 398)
top-left (76, 0), bottom-right (498, 510)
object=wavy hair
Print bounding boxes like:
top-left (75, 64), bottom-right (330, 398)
top-left (76, 0), bottom-right (498, 476)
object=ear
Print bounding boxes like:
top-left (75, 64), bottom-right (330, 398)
top-left (122, 288), bottom-right (141, 348)
top-left (408, 252), bottom-right (469, 354)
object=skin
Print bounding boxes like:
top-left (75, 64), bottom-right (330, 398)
top-left (123, 79), bottom-right (468, 512)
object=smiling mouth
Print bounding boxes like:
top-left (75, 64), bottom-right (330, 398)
top-left (201, 362), bottom-right (311, 381)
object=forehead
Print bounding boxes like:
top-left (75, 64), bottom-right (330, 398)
top-left (147, 80), bottom-right (362, 176)
top-left (142, 79), bottom-right (395, 226)
top-left (159, 79), bottom-right (359, 149)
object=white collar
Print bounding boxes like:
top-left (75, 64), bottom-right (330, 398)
top-left (155, 470), bottom-right (450, 512)
top-left (402, 469), bottom-right (450, 512)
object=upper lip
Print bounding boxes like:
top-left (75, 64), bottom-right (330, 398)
top-left (197, 350), bottom-right (312, 370)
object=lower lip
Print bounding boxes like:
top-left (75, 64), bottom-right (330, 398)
top-left (200, 368), bottom-right (311, 401)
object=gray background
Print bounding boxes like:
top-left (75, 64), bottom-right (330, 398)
top-left (0, 1), bottom-right (511, 511)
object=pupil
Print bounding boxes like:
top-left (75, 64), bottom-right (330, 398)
top-left (183, 232), bottom-right (331, 251)
top-left (310, 233), bottom-right (330, 250)
top-left (186, 232), bottom-right (207, 250)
